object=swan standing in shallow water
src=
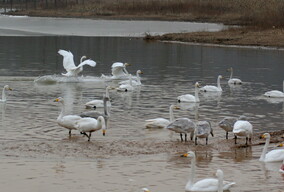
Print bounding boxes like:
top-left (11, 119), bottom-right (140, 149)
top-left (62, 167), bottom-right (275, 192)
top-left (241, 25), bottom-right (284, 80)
top-left (74, 116), bottom-right (106, 141)
top-left (145, 105), bottom-right (179, 128)
top-left (218, 115), bottom-right (246, 139)
top-left (177, 82), bottom-right (200, 103)
top-left (259, 133), bottom-right (284, 162)
top-left (264, 80), bottom-right (284, 98)
top-left (182, 151), bottom-right (235, 191)
top-left (227, 67), bottom-right (242, 84)
top-left (119, 70), bottom-right (143, 86)
top-left (54, 97), bottom-right (82, 136)
top-left (58, 49), bottom-right (97, 77)
top-left (233, 120), bottom-right (253, 145)
top-left (85, 86), bottom-right (112, 109)
top-left (200, 75), bottom-right (223, 92)
top-left (166, 118), bottom-right (195, 141)
top-left (0, 85), bottom-right (12, 102)
top-left (194, 121), bottom-right (214, 145)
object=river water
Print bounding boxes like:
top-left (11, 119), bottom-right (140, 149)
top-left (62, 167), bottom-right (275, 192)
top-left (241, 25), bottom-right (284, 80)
top-left (0, 16), bottom-right (283, 192)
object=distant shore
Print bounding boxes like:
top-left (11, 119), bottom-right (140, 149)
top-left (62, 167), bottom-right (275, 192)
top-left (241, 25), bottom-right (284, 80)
top-left (5, 5), bottom-right (284, 48)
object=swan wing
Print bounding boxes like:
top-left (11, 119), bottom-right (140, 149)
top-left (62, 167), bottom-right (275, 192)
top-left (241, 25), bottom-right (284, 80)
top-left (228, 78), bottom-right (242, 84)
top-left (189, 178), bottom-right (218, 191)
top-left (85, 100), bottom-right (103, 106)
top-left (264, 90), bottom-right (284, 98)
top-left (233, 120), bottom-right (252, 136)
top-left (219, 117), bottom-right (237, 132)
top-left (75, 117), bottom-right (98, 132)
top-left (58, 115), bottom-right (81, 129)
top-left (145, 118), bottom-right (170, 128)
top-left (166, 118), bottom-right (195, 133)
top-left (177, 94), bottom-right (196, 102)
top-left (58, 49), bottom-right (76, 71)
top-left (200, 85), bottom-right (220, 92)
top-left (77, 59), bottom-right (97, 68)
top-left (264, 149), bottom-right (284, 162)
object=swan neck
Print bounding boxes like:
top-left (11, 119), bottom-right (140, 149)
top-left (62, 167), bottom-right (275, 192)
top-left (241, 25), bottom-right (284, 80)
top-left (169, 105), bottom-right (174, 122)
top-left (136, 71), bottom-right (141, 84)
top-left (105, 87), bottom-right (110, 98)
top-left (230, 69), bottom-right (233, 80)
top-left (260, 136), bottom-right (270, 161)
top-left (103, 98), bottom-right (108, 116)
top-left (217, 77), bottom-right (222, 90)
top-left (129, 75), bottom-right (133, 86)
top-left (217, 172), bottom-right (224, 192)
top-left (58, 102), bottom-right (65, 120)
top-left (189, 156), bottom-right (196, 188)
top-left (194, 86), bottom-right (199, 102)
top-left (2, 87), bottom-right (6, 101)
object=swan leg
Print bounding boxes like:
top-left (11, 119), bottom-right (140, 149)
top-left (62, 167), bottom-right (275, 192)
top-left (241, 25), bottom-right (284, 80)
top-left (69, 130), bottom-right (72, 136)
top-left (180, 133), bottom-right (183, 141)
top-left (234, 135), bottom-right (237, 144)
top-left (185, 133), bottom-right (187, 142)
top-left (88, 132), bottom-right (92, 141)
top-left (81, 132), bottom-right (88, 137)
top-left (195, 137), bottom-right (197, 145)
top-left (245, 137), bottom-right (248, 146)
top-left (226, 132), bottom-right (228, 139)
top-left (206, 137), bottom-right (208, 145)
top-left (190, 132), bottom-right (194, 141)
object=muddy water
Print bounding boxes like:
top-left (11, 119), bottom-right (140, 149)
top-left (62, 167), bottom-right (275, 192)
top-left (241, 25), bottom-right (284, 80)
top-left (0, 36), bottom-right (283, 191)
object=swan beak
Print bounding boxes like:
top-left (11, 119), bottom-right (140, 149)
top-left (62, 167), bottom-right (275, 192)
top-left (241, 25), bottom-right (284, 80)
top-left (139, 71), bottom-right (144, 74)
top-left (54, 98), bottom-right (60, 102)
top-left (261, 134), bottom-right (266, 139)
top-left (277, 143), bottom-right (284, 147)
top-left (8, 88), bottom-right (12, 91)
top-left (125, 63), bottom-right (131, 66)
top-left (180, 153), bottom-right (188, 157)
top-left (174, 106), bottom-right (180, 110)
top-left (102, 129), bottom-right (106, 136)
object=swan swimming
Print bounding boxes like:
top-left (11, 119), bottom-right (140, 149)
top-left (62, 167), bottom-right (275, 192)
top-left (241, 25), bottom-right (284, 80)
top-left (182, 151), bottom-right (235, 191)
top-left (259, 133), bottom-right (284, 162)
top-left (74, 116), bottom-right (106, 141)
top-left (0, 85), bottom-right (12, 102)
top-left (177, 82), bottom-right (200, 103)
top-left (85, 86), bottom-right (112, 109)
top-left (116, 74), bottom-right (134, 92)
top-left (54, 97), bottom-right (82, 136)
top-left (58, 49), bottom-right (97, 77)
top-left (264, 80), bottom-right (284, 98)
top-left (145, 104), bottom-right (179, 129)
top-left (166, 118), bottom-right (195, 141)
top-left (233, 120), bottom-right (253, 145)
top-left (194, 121), bottom-right (214, 145)
top-left (119, 70), bottom-right (143, 86)
top-left (200, 75), bottom-right (223, 92)
top-left (227, 67), bottom-right (242, 85)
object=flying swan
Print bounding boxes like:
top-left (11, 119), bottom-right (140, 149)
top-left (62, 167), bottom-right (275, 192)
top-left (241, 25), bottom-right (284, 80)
top-left (182, 151), bottom-right (235, 191)
top-left (58, 49), bottom-right (97, 77)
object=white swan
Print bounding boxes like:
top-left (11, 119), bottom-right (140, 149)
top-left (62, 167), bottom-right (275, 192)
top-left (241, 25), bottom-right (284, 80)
top-left (259, 133), bottom-right (284, 162)
top-left (54, 97), bottom-right (82, 136)
top-left (74, 116), bottom-right (106, 141)
top-left (119, 70), bottom-right (143, 86)
top-left (111, 62), bottom-right (131, 79)
top-left (194, 121), bottom-right (214, 145)
top-left (166, 118), bottom-right (195, 141)
top-left (177, 82), bottom-right (200, 103)
top-left (141, 188), bottom-right (150, 192)
top-left (218, 115), bottom-right (246, 139)
top-left (0, 85), bottom-right (12, 102)
top-left (200, 75), bottom-right (223, 92)
top-left (58, 49), bottom-right (97, 77)
top-left (85, 86), bottom-right (112, 109)
top-left (81, 95), bottom-right (110, 129)
top-left (264, 80), bottom-right (284, 98)
top-left (233, 120), bottom-right (253, 145)
top-left (145, 104), bottom-right (179, 129)
top-left (182, 151), bottom-right (235, 191)
top-left (227, 67), bottom-right (242, 84)
top-left (116, 74), bottom-right (134, 92)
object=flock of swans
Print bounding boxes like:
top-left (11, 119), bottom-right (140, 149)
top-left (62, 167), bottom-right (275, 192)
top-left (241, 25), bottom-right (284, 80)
top-left (1, 49), bottom-right (284, 192)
